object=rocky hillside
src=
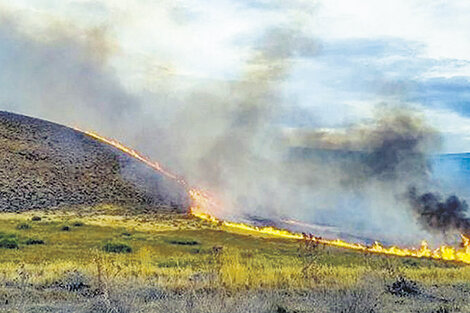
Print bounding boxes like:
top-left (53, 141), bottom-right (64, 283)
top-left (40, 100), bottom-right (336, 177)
top-left (0, 111), bottom-right (188, 212)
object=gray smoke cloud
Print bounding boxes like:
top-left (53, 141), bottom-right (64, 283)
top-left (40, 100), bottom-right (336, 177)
top-left (0, 11), bottom-right (140, 136)
top-left (279, 108), bottom-right (442, 243)
top-left (288, 108), bottom-right (470, 240)
top-left (167, 26), bottom-right (320, 218)
top-left (0, 3), bottom-right (467, 245)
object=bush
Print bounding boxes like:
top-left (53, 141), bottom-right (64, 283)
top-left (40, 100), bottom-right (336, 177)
top-left (102, 241), bottom-right (132, 253)
top-left (25, 238), bottom-right (45, 245)
top-left (168, 239), bottom-right (200, 246)
top-left (31, 216), bottom-right (42, 221)
top-left (0, 233), bottom-right (19, 249)
top-left (16, 223), bottom-right (31, 230)
top-left (58, 270), bottom-right (90, 292)
top-left (387, 276), bottom-right (420, 297)
top-left (61, 226), bottom-right (71, 231)
top-left (0, 238), bottom-right (19, 249)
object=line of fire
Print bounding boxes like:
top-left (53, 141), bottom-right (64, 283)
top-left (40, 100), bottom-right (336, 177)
top-left (78, 128), bottom-right (470, 265)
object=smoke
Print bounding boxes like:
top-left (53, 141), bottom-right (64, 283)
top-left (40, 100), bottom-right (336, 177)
top-left (176, 26), bottom-right (319, 210)
top-left (290, 108), bottom-right (438, 183)
top-left (278, 108), bottom-right (444, 242)
top-left (305, 110), bottom-right (470, 238)
top-left (362, 111), bottom-right (435, 181)
top-left (408, 187), bottom-right (470, 236)
top-left (0, 7), bottom-right (138, 137)
top-left (1, 2), bottom-right (469, 244)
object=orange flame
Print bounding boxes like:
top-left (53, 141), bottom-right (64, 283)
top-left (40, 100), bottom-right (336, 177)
top-left (76, 129), bottom-right (186, 185)
top-left (189, 188), bottom-right (470, 263)
top-left (77, 128), bottom-right (470, 265)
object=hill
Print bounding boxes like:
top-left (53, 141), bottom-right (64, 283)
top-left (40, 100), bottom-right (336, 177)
top-left (0, 111), bottom-right (188, 212)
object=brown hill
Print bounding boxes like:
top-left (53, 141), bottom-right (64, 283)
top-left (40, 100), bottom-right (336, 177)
top-left (0, 111), bottom-right (188, 212)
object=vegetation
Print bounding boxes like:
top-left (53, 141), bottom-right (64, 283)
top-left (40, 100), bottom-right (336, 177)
top-left (16, 222), bottom-right (31, 230)
top-left (102, 241), bottom-right (132, 253)
top-left (0, 232), bottom-right (19, 249)
top-left (168, 239), bottom-right (200, 246)
top-left (0, 207), bottom-right (468, 312)
top-left (25, 238), bottom-right (45, 245)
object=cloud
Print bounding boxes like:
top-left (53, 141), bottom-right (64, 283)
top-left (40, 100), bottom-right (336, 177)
top-left (410, 77), bottom-right (470, 116)
top-left (313, 0), bottom-right (470, 60)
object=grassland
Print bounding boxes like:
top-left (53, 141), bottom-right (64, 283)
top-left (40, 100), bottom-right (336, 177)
top-left (0, 206), bottom-right (469, 312)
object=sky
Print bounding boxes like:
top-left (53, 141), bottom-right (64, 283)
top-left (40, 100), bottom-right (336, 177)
top-left (2, 0), bottom-right (470, 153)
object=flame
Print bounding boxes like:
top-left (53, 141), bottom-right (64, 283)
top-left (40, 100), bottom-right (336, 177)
top-left (76, 128), bottom-right (470, 265)
top-left (188, 178), bottom-right (470, 264)
top-left (76, 129), bottom-right (186, 185)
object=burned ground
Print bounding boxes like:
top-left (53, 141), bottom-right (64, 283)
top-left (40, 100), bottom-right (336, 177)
top-left (0, 111), bottom-right (188, 212)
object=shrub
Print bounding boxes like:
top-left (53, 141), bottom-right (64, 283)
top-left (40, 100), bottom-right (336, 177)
top-left (168, 239), bottom-right (199, 246)
top-left (135, 286), bottom-right (167, 302)
top-left (102, 241), bottom-right (132, 253)
top-left (25, 238), bottom-right (45, 245)
top-left (16, 223), bottom-right (31, 230)
top-left (58, 270), bottom-right (90, 292)
top-left (61, 226), bottom-right (71, 231)
top-left (0, 233), bottom-right (19, 249)
top-left (0, 238), bottom-right (19, 249)
top-left (387, 276), bottom-right (420, 297)
top-left (31, 216), bottom-right (42, 221)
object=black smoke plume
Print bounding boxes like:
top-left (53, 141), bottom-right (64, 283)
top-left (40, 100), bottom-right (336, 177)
top-left (363, 112), bottom-right (433, 182)
top-left (408, 187), bottom-right (470, 235)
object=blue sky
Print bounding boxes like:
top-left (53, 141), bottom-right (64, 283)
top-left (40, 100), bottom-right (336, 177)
top-left (2, 0), bottom-right (470, 153)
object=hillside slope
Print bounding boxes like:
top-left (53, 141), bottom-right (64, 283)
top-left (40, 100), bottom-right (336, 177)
top-left (0, 111), bottom-right (188, 212)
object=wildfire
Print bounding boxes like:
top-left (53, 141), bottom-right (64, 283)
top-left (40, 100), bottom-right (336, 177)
top-left (189, 187), bottom-right (470, 264)
top-left (77, 128), bottom-right (470, 265)
top-left (76, 129), bottom-right (186, 185)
